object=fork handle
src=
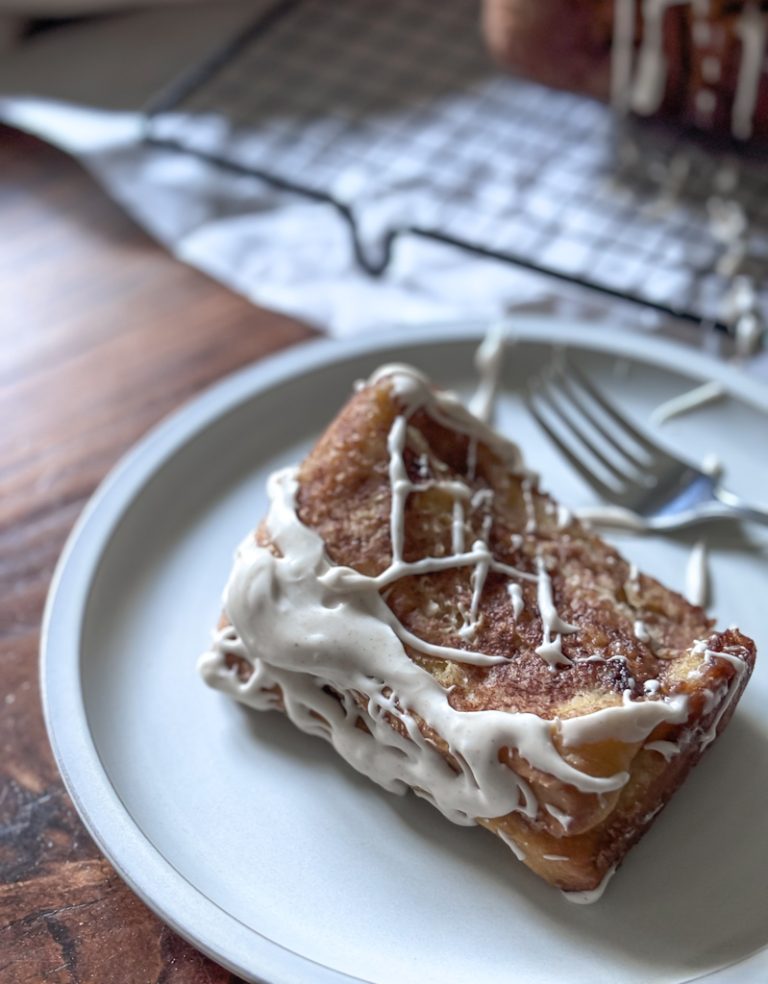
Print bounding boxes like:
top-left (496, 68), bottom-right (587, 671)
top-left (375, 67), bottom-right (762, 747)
top-left (714, 487), bottom-right (768, 527)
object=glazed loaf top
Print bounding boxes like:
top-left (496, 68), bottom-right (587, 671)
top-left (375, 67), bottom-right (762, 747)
top-left (483, 0), bottom-right (768, 140)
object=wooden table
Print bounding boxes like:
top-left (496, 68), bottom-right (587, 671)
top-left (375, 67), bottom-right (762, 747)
top-left (0, 124), bottom-right (315, 983)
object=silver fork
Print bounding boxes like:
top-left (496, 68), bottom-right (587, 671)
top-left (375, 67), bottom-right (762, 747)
top-left (525, 360), bottom-right (768, 531)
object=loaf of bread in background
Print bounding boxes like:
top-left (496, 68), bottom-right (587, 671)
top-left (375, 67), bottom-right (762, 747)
top-left (482, 0), bottom-right (768, 141)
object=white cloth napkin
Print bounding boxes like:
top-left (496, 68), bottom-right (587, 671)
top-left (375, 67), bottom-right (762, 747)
top-left (0, 2), bottom-right (765, 373)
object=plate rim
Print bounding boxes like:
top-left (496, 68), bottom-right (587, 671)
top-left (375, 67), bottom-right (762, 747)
top-left (40, 319), bottom-right (768, 984)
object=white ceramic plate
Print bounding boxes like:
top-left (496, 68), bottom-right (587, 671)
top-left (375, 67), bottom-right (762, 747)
top-left (42, 322), bottom-right (768, 984)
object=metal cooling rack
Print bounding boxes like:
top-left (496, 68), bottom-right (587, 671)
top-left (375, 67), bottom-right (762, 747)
top-left (143, 0), bottom-right (768, 336)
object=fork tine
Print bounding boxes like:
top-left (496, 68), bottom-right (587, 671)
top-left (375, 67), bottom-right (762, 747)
top-left (551, 366), bottom-right (650, 472)
top-left (538, 378), bottom-right (629, 485)
top-left (566, 359), bottom-right (664, 458)
top-left (524, 389), bottom-right (617, 501)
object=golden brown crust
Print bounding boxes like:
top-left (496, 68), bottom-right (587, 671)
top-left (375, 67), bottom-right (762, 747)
top-left (231, 376), bottom-right (756, 892)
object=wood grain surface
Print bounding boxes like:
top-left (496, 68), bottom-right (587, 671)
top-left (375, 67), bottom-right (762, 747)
top-left (0, 124), bottom-right (315, 983)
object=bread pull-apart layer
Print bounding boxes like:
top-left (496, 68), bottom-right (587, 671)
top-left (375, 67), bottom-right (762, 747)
top-left (199, 365), bottom-right (756, 899)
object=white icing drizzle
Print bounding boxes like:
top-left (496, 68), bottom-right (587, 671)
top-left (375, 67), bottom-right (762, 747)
top-left (507, 583), bottom-right (524, 620)
top-left (200, 365), bottom-right (698, 834)
top-left (522, 479), bottom-right (537, 534)
top-left (721, 276), bottom-right (765, 359)
top-left (458, 540), bottom-right (492, 641)
top-left (575, 505), bottom-right (647, 532)
top-left (631, 0), bottom-right (687, 116)
top-left (556, 504), bottom-right (572, 529)
top-left (685, 540), bottom-right (709, 608)
top-left (560, 689), bottom-right (689, 747)
top-left (709, 197), bottom-right (748, 278)
top-left (562, 864), bottom-right (618, 905)
top-left (720, 243), bottom-right (750, 286)
top-left (649, 381), bottom-right (726, 426)
top-left (643, 678), bottom-right (661, 695)
top-left (691, 0), bottom-right (711, 44)
top-left (388, 415), bottom-right (411, 564)
top-left (693, 642), bottom-right (748, 750)
top-left (369, 364), bottom-right (525, 476)
top-left (200, 468), bottom-right (673, 826)
top-left (692, 0), bottom-right (715, 121)
top-left (634, 620), bottom-right (652, 643)
top-left (701, 452), bottom-right (722, 478)
top-left (469, 323), bottom-right (507, 426)
top-left (452, 499), bottom-right (465, 556)
top-left (544, 802), bottom-right (573, 833)
top-left (611, 0), bottom-right (638, 113)
top-left (465, 323), bottom-right (508, 480)
top-left (644, 739), bottom-right (680, 760)
top-left (543, 854), bottom-right (569, 862)
top-left (466, 438), bottom-right (478, 482)
top-left (732, 1), bottom-right (768, 140)
top-left (496, 829), bottom-right (526, 862)
top-left (735, 307), bottom-right (764, 359)
top-left (534, 558), bottom-right (578, 670)
top-left (641, 804), bottom-right (665, 825)
top-left (471, 488), bottom-right (494, 511)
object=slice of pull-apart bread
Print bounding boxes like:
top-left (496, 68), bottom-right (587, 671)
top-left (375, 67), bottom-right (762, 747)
top-left (200, 365), bottom-right (756, 900)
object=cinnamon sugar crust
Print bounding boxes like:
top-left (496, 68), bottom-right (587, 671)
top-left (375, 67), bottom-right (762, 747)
top-left (296, 381), bottom-right (746, 718)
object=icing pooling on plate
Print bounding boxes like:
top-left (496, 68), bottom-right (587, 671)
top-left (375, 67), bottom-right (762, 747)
top-left (649, 381), bottom-right (726, 427)
top-left (562, 864), bottom-right (618, 905)
top-left (686, 540), bottom-right (710, 608)
top-left (199, 365), bottom-right (702, 840)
